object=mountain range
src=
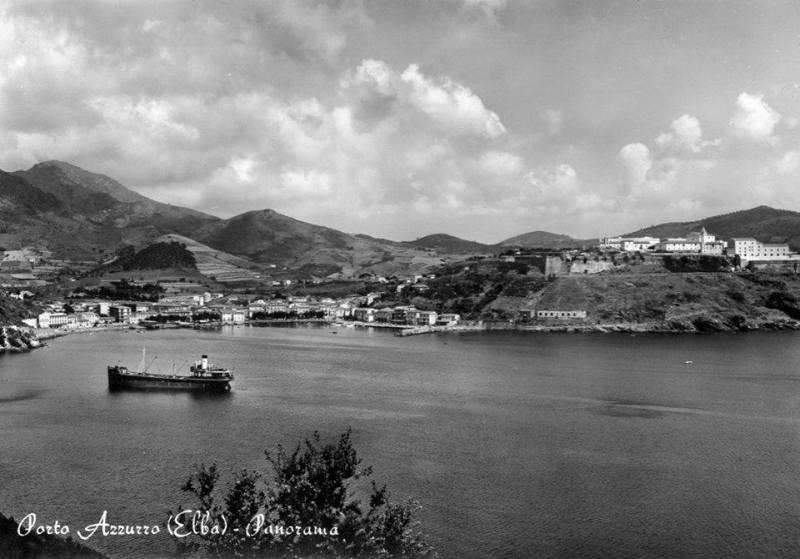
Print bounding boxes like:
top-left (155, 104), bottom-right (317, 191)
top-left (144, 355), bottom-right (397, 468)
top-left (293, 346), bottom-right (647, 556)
top-left (3, 160), bottom-right (800, 279)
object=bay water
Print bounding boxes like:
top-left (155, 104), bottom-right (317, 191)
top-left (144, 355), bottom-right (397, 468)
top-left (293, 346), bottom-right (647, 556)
top-left (1, 325), bottom-right (800, 557)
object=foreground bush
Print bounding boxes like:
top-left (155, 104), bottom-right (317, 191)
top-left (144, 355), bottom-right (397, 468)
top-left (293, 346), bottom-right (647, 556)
top-left (174, 429), bottom-right (436, 558)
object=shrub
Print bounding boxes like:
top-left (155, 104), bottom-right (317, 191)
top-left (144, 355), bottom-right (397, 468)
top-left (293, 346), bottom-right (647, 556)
top-left (174, 430), bottom-right (436, 558)
top-left (728, 290), bottom-right (746, 303)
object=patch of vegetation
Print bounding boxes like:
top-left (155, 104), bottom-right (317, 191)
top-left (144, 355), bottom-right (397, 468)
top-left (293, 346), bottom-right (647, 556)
top-left (86, 242), bottom-right (197, 277)
top-left (174, 430), bottom-right (436, 558)
top-left (0, 292), bottom-right (39, 325)
top-left (764, 291), bottom-right (800, 320)
top-left (501, 276), bottom-right (546, 298)
top-left (296, 263), bottom-right (342, 278)
top-left (727, 290), bottom-right (747, 303)
top-left (128, 242), bottom-right (196, 270)
top-left (663, 255), bottom-right (731, 273)
top-left (73, 279), bottom-right (164, 302)
top-left (375, 260), bottom-right (547, 318)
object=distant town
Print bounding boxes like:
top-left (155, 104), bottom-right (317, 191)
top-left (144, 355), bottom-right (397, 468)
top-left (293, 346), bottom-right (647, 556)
top-left (3, 224), bottom-right (800, 337)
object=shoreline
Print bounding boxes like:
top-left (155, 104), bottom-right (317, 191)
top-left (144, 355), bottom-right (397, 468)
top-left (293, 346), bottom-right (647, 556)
top-left (11, 313), bottom-right (800, 350)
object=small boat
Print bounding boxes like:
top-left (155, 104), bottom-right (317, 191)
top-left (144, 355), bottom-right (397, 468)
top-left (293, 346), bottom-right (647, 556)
top-left (108, 350), bottom-right (233, 392)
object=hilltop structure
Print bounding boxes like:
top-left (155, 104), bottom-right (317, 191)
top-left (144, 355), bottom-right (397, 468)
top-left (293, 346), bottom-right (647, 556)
top-left (600, 228), bottom-right (794, 263)
top-left (728, 238), bottom-right (790, 261)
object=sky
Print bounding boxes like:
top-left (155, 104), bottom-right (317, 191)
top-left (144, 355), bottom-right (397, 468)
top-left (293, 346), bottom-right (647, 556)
top-left (2, 0), bottom-right (800, 243)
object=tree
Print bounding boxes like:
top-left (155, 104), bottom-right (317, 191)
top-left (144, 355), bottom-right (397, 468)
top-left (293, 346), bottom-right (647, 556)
top-left (174, 429), bottom-right (436, 558)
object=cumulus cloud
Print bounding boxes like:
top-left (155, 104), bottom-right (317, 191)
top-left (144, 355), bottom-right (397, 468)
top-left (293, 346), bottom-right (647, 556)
top-left (401, 64), bottom-right (506, 138)
top-left (728, 93), bottom-right (781, 143)
top-left (611, 95), bottom-right (800, 227)
top-left (15, 2), bottom-right (789, 242)
top-left (655, 114), bottom-right (705, 152)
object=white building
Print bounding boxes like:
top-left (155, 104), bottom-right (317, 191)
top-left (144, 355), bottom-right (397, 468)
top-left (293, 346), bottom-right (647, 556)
top-left (621, 237), bottom-right (660, 252)
top-left (436, 314), bottom-right (461, 326)
top-left (729, 238), bottom-right (791, 261)
top-left (657, 239), bottom-right (702, 253)
top-left (599, 237), bottom-right (623, 250)
top-left (655, 228), bottom-right (725, 254)
top-left (687, 228), bottom-right (715, 244)
top-left (45, 312), bottom-right (69, 328)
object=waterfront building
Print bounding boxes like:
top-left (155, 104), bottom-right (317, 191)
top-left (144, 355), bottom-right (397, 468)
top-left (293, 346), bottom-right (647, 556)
top-left (536, 310), bottom-right (587, 319)
top-left (79, 312), bottom-right (100, 326)
top-left (37, 312), bottom-right (51, 328)
top-left (109, 305), bottom-right (132, 323)
top-left (265, 301), bottom-right (290, 315)
top-left (353, 308), bottom-right (376, 322)
top-left (437, 314), bottom-right (461, 326)
top-left (47, 312), bottom-right (69, 328)
top-left (375, 308), bottom-right (393, 323)
top-left (407, 310), bottom-right (437, 326)
top-left (391, 308), bottom-right (410, 324)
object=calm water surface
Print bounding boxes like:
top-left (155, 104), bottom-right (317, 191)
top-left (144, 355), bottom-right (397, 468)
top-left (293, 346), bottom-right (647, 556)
top-left (1, 326), bottom-right (800, 558)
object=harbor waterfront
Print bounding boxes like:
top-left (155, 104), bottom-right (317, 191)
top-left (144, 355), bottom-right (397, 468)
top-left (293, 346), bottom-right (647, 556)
top-left (2, 325), bottom-right (800, 558)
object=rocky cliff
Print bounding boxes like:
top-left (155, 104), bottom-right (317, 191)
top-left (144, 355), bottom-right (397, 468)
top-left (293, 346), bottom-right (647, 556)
top-left (0, 326), bottom-right (41, 354)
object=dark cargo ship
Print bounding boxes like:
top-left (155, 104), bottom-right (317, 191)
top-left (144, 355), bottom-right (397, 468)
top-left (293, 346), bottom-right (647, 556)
top-left (108, 352), bottom-right (233, 392)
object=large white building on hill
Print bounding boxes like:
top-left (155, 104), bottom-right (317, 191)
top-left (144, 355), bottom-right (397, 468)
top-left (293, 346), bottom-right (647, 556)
top-left (728, 238), bottom-right (791, 261)
top-left (601, 228), bottom-right (724, 254)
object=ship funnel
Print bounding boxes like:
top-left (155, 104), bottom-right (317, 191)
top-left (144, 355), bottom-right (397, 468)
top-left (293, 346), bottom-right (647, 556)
top-left (201, 355), bottom-right (208, 370)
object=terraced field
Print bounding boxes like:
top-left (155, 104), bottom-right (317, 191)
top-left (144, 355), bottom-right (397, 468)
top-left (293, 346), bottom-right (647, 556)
top-left (157, 234), bottom-right (262, 283)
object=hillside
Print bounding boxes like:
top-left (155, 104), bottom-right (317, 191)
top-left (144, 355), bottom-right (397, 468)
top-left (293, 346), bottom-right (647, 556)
top-left (531, 272), bottom-right (800, 332)
top-left (0, 169), bottom-right (105, 258)
top-left (626, 206), bottom-right (800, 249)
top-left (400, 234), bottom-right (491, 254)
top-left (157, 234), bottom-right (261, 283)
top-left (193, 209), bottom-right (431, 277)
top-left (0, 291), bottom-right (39, 326)
top-left (0, 170), bottom-right (66, 216)
top-left (400, 233), bottom-right (492, 254)
top-left (497, 230), bottom-right (596, 249)
top-left (94, 241), bottom-right (197, 275)
top-left (9, 159), bottom-right (800, 279)
top-left (1, 162), bottom-right (221, 259)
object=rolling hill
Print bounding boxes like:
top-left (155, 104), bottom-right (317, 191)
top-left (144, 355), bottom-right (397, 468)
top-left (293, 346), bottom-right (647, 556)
top-left (192, 208), bottom-right (449, 278)
top-left (400, 234), bottom-right (490, 254)
top-left (10, 160), bottom-right (800, 280)
top-left (1, 161), bottom-right (221, 259)
top-left (497, 231), bottom-right (597, 249)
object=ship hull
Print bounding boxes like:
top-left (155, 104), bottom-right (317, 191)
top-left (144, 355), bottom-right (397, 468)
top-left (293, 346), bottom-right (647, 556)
top-left (107, 366), bottom-right (232, 392)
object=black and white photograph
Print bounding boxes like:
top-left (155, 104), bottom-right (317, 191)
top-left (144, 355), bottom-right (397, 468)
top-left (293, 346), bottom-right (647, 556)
top-left (2, 1), bottom-right (800, 557)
